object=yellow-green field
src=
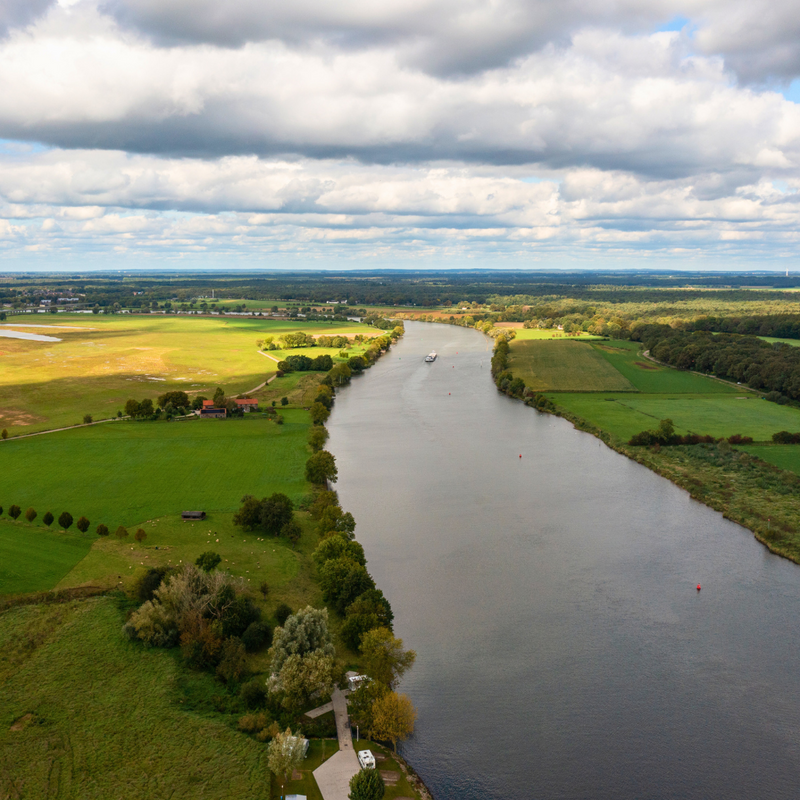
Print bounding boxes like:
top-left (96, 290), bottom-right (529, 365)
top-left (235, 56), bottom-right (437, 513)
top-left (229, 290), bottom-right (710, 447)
top-left (508, 340), bottom-right (636, 392)
top-left (0, 314), bottom-right (376, 434)
top-left (505, 328), bottom-right (602, 341)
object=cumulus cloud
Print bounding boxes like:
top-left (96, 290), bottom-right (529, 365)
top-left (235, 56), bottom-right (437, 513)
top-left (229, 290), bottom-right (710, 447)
top-left (0, 0), bottom-right (800, 267)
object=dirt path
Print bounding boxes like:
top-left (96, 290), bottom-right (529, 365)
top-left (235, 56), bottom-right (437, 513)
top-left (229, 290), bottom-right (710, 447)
top-left (0, 416), bottom-right (129, 442)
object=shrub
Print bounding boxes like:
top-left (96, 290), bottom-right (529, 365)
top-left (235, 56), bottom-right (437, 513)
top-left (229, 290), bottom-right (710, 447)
top-left (76, 516), bottom-right (90, 533)
top-left (135, 528), bottom-right (147, 542)
top-left (42, 511), bottom-right (54, 526)
top-left (239, 681), bottom-right (268, 710)
top-left (280, 396), bottom-right (288, 406)
top-left (9, 505), bottom-right (21, 520)
top-left (308, 425), bottom-right (329, 451)
top-left (216, 638), bottom-right (249, 684)
top-left (25, 507), bottom-right (37, 523)
top-left (242, 621), bottom-right (272, 653)
top-left (773, 431), bottom-right (800, 444)
top-left (115, 525), bottom-right (129, 539)
top-left (349, 768), bottom-right (385, 800)
top-left (280, 520), bottom-right (301, 543)
top-left (58, 512), bottom-right (73, 530)
top-left (237, 711), bottom-right (271, 733)
top-left (275, 602), bottom-right (293, 627)
top-left (83, 414), bottom-right (93, 424)
top-left (1, 429), bottom-right (7, 439)
top-left (728, 434), bottom-right (754, 445)
top-left (96, 523), bottom-right (109, 536)
top-left (195, 551), bottom-right (222, 572)
top-left (259, 581), bottom-right (269, 598)
top-left (134, 567), bottom-right (169, 602)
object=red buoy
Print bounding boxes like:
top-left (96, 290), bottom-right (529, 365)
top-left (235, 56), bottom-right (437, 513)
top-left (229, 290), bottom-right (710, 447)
top-left (696, 584), bottom-right (701, 591)
top-left (519, 454), bottom-right (522, 458)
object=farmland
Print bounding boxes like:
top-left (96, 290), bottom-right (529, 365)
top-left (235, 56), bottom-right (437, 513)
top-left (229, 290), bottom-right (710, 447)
top-left (0, 412), bottom-right (312, 529)
top-left (0, 314), bottom-right (378, 434)
top-left (0, 598), bottom-right (272, 800)
top-left (508, 340), bottom-right (636, 392)
top-left (0, 521), bottom-right (93, 595)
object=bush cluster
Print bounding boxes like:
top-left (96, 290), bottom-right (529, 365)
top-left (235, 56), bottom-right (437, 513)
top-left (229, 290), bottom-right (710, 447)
top-left (123, 564), bottom-right (270, 683)
top-left (233, 493), bottom-right (300, 541)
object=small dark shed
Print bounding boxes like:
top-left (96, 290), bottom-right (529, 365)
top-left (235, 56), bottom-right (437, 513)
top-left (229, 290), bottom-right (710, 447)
top-left (182, 511), bottom-right (206, 521)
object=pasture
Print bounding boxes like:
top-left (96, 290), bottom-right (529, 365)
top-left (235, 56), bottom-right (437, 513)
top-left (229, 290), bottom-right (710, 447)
top-left (0, 412), bottom-right (311, 530)
top-left (590, 341), bottom-right (739, 394)
top-left (0, 598), bottom-right (272, 800)
top-left (0, 313), bottom-right (376, 434)
top-left (738, 445), bottom-right (800, 477)
top-left (0, 521), bottom-right (93, 595)
top-left (551, 393), bottom-right (800, 441)
top-left (508, 340), bottom-right (635, 392)
top-left (508, 328), bottom-right (601, 341)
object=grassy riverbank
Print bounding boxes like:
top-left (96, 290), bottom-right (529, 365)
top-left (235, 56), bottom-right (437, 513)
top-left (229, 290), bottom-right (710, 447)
top-left (499, 335), bottom-right (800, 565)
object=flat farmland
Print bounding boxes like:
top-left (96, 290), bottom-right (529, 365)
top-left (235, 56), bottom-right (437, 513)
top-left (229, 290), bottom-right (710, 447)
top-left (551, 393), bottom-right (800, 441)
top-left (0, 412), bottom-right (311, 529)
top-left (508, 340), bottom-right (635, 392)
top-left (0, 314), bottom-right (376, 434)
top-left (0, 521), bottom-right (93, 595)
top-left (738, 445), bottom-right (800, 476)
top-left (591, 341), bottom-right (739, 394)
top-left (509, 328), bottom-right (602, 341)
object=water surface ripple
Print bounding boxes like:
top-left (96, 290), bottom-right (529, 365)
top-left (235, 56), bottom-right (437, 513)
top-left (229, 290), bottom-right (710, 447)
top-left (327, 322), bottom-right (800, 800)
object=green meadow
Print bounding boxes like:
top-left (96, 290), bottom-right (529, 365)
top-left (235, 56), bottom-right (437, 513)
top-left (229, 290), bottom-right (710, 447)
top-left (739, 444), bottom-right (800, 477)
top-left (0, 412), bottom-right (311, 530)
top-left (507, 336), bottom-right (800, 441)
top-left (508, 339), bottom-right (635, 392)
top-left (0, 521), bottom-right (93, 595)
top-left (550, 393), bottom-right (800, 441)
top-left (0, 313), bottom-right (377, 434)
top-left (0, 598), bottom-right (272, 800)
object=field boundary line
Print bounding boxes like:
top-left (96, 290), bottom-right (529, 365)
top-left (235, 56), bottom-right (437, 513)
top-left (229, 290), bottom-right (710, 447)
top-left (0, 416), bottom-right (130, 442)
top-left (258, 351), bottom-right (281, 363)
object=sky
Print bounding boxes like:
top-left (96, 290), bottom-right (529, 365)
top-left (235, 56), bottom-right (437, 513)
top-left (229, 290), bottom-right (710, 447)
top-left (1, 0), bottom-right (800, 271)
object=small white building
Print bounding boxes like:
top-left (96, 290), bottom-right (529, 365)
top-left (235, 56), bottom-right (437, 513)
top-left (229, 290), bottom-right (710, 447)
top-left (358, 750), bottom-right (376, 770)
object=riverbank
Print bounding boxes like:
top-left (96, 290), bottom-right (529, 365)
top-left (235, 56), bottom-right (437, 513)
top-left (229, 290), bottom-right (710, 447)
top-left (487, 333), bottom-right (800, 566)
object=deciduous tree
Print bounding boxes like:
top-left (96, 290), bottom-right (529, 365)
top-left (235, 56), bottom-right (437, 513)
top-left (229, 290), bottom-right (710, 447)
top-left (305, 450), bottom-right (338, 485)
top-left (25, 507), bottom-right (37, 523)
top-left (196, 551), bottom-right (222, 571)
top-left (9, 505), bottom-right (21, 520)
top-left (42, 511), bottom-right (54, 526)
top-left (361, 628), bottom-right (416, 689)
top-left (135, 528), bottom-right (147, 542)
top-left (349, 767), bottom-right (385, 800)
top-left (267, 728), bottom-right (307, 795)
top-left (96, 523), bottom-right (109, 536)
top-left (58, 512), bottom-right (73, 530)
top-left (76, 516), bottom-right (90, 533)
top-left (371, 691), bottom-right (417, 753)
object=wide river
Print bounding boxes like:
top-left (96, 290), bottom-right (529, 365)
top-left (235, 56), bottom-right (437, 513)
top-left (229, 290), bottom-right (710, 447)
top-left (327, 321), bottom-right (800, 800)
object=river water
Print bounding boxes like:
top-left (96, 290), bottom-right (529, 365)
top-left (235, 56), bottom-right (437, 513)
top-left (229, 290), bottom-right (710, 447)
top-left (327, 321), bottom-right (800, 800)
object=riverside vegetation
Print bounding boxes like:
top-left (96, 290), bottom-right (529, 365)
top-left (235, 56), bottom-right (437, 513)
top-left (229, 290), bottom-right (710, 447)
top-left (486, 330), bottom-right (800, 565)
top-left (0, 319), bottom-right (423, 800)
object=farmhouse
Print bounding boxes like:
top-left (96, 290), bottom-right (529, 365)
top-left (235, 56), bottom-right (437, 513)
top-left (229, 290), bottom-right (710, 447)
top-left (200, 400), bottom-right (226, 418)
top-left (234, 398), bottom-right (258, 411)
top-left (181, 511), bottom-right (206, 521)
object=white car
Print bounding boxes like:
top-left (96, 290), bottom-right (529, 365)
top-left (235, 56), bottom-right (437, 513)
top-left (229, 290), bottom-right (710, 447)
top-left (358, 750), bottom-right (376, 770)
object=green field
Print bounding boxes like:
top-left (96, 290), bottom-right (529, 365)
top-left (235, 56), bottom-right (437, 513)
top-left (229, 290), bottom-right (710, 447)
top-left (508, 340), bottom-right (636, 392)
top-left (0, 314), bottom-right (377, 434)
top-left (0, 413), bottom-right (311, 530)
top-left (739, 445), bottom-right (800, 476)
top-left (590, 341), bottom-right (739, 394)
top-left (508, 328), bottom-right (602, 341)
top-left (550, 393), bottom-right (800, 441)
top-left (0, 521), bottom-right (93, 595)
top-left (0, 598), bottom-right (272, 800)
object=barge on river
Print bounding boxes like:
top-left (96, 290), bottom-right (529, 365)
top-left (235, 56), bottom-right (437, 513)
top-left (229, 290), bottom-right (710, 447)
top-left (425, 351), bottom-right (437, 362)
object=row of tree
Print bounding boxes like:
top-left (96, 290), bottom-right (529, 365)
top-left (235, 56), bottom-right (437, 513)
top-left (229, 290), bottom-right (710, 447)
top-left (1, 504), bottom-right (146, 540)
